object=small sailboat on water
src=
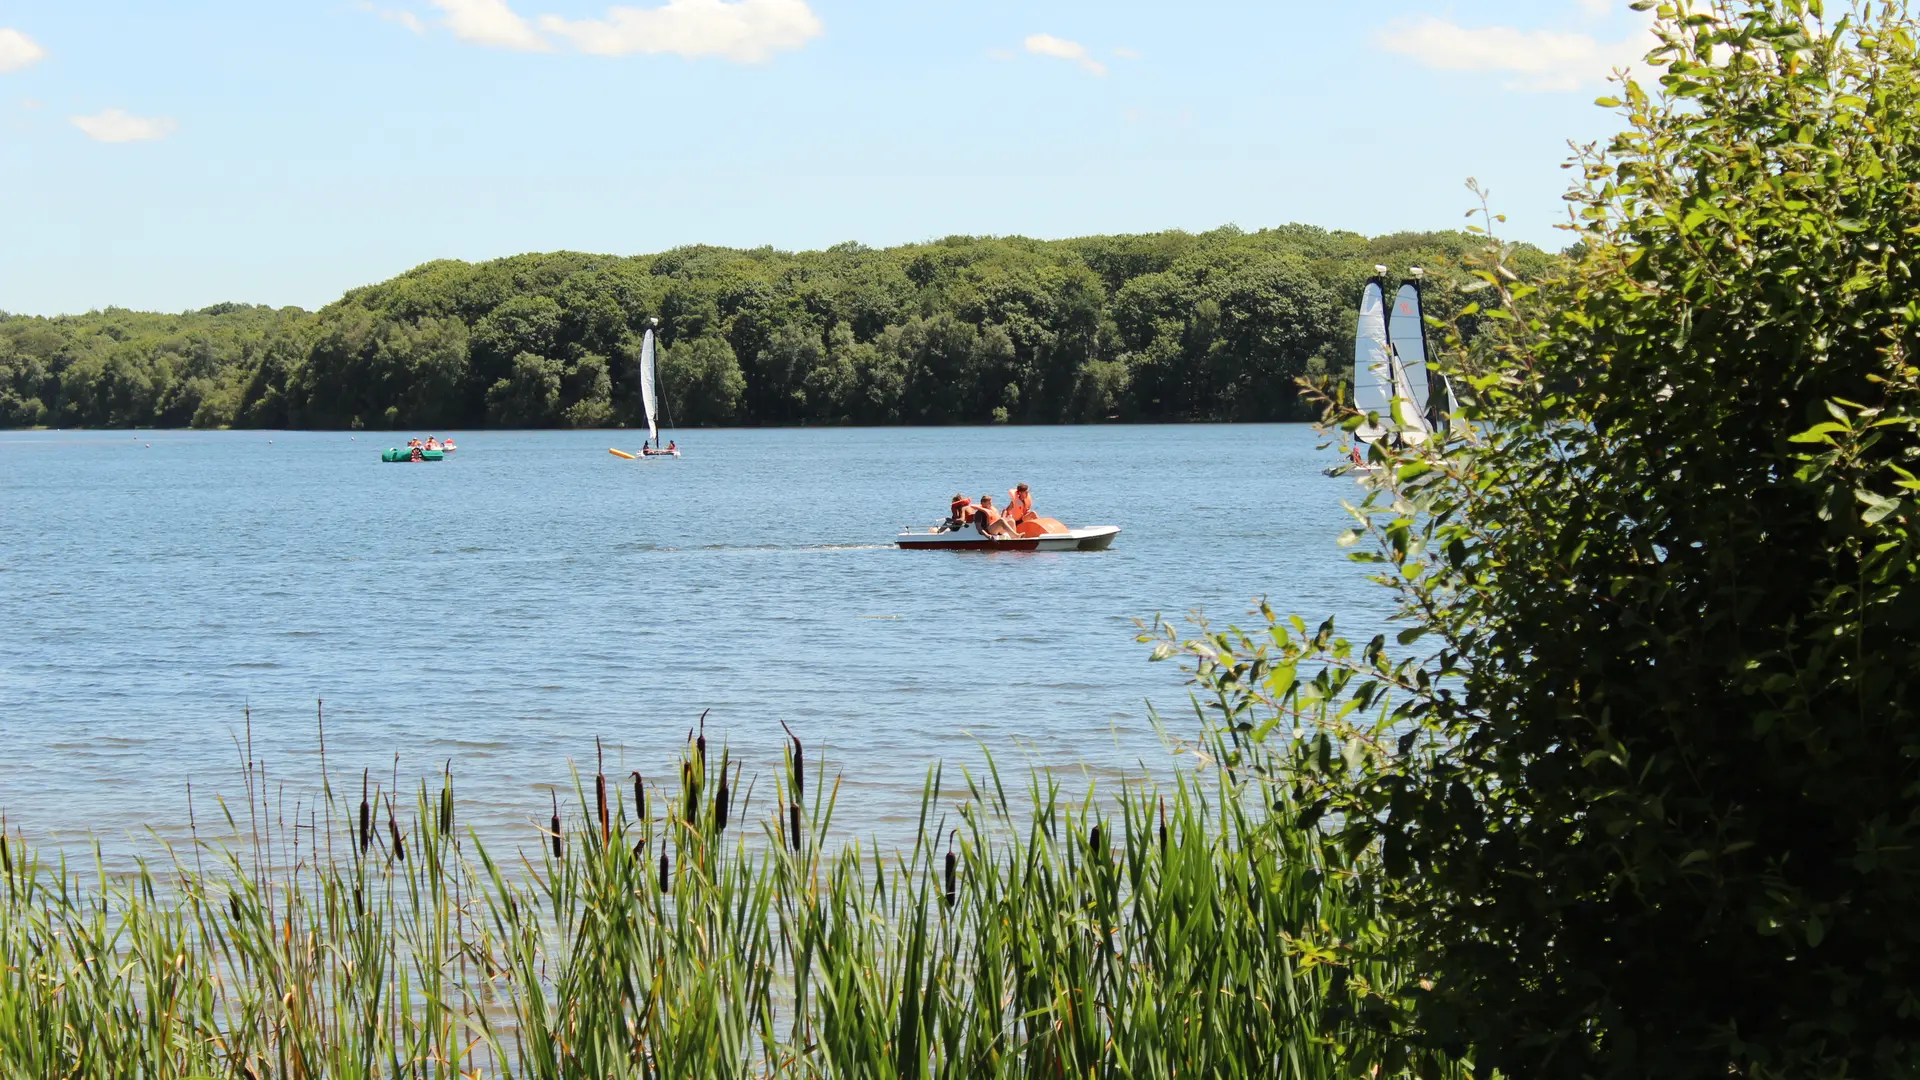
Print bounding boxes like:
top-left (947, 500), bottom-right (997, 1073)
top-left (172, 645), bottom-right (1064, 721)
top-left (638, 323), bottom-right (679, 458)
top-left (1333, 267), bottom-right (1439, 475)
top-left (610, 320), bottom-right (681, 460)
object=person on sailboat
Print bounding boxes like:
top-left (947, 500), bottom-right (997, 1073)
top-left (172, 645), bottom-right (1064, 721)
top-left (667, 440), bottom-right (676, 453)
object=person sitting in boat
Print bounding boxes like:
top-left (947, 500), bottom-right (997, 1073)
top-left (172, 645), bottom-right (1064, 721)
top-left (972, 494), bottom-right (1019, 539)
top-left (1349, 445), bottom-right (1365, 467)
top-left (943, 493), bottom-right (974, 531)
top-left (667, 440), bottom-right (676, 453)
top-left (1005, 483), bottom-right (1034, 525)
top-left (424, 436), bottom-right (438, 450)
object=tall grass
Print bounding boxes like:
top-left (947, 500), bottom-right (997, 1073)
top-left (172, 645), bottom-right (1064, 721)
top-left (0, 723), bottom-right (1436, 1079)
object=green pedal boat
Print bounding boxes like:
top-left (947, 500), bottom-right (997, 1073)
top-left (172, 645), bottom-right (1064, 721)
top-left (382, 448), bottom-right (444, 462)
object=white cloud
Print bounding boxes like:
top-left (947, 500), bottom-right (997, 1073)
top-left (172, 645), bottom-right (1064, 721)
top-left (538, 0), bottom-right (823, 63)
top-left (0, 27), bottom-right (46, 73)
top-left (360, 3), bottom-right (428, 34)
top-left (1113, 46), bottom-right (1140, 60)
top-left (428, 0), bottom-right (549, 51)
top-left (1376, 16), bottom-right (1651, 91)
top-left (1025, 33), bottom-right (1104, 76)
top-left (71, 108), bottom-right (177, 143)
top-left (1576, 0), bottom-right (1614, 16)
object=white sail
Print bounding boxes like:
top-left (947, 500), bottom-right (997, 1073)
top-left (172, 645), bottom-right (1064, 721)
top-left (638, 329), bottom-right (659, 445)
top-left (1388, 283), bottom-right (1430, 417)
top-left (1390, 351), bottom-right (1432, 444)
top-left (1353, 281), bottom-right (1393, 442)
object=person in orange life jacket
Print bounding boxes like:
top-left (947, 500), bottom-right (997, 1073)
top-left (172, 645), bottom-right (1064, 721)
top-left (973, 494), bottom-right (1019, 538)
top-left (1005, 482), bottom-right (1034, 525)
top-left (946, 493), bottom-right (975, 531)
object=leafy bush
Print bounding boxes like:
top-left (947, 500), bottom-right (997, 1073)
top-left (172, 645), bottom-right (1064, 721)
top-left (1157, 2), bottom-right (1920, 1076)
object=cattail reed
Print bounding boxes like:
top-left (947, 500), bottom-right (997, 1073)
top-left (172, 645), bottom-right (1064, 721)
top-left (714, 760), bottom-right (730, 833)
top-left (595, 738), bottom-right (610, 847)
top-left (780, 719), bottom-right (804, 805)
top-left (658, 851), bottom-right (670, 893)
top-left (359, 769), bottom-right (371, 856)
top-left (1089, 824), bottom-right (1103, 860)
top-left (944, 833), bottom-right (958, 909)
top-left (438, 761), bottom-right (454, 838)
top-left (696, 709), bottom-right (709, 765)
top-left (790, 803), bottom-right (803, 853)
top-left (550, 791), bottom-right (563, 860)
top-left (1158, 797), bottom-right (1168, 853)
top-left (388, 798), bottom-right (405, 863)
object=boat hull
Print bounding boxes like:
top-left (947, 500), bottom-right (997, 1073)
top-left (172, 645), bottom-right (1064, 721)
top-left (896, 525), bottom-right (1119, 552)
top-left (382, 449), bottom-right (444, 462)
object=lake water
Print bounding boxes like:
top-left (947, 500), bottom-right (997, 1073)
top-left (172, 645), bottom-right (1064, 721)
top-left (0, 425), bottom-right (1391, 861)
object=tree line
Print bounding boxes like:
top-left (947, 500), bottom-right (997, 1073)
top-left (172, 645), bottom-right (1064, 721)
top-left (0, 226), bottom-right (1553, 430)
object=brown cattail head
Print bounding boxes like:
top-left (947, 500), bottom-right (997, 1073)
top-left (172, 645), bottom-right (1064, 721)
top-left (1089, 824), bottom-right (1103, 860)
top-left (550, 791), bottom-right (563, 860)
top-left (658, 851), bottom-right (670, 894)
top-left (388, 799), bottom-right (405, 863)
top-left (595, 738), bottom-right (610, 846)
top-left (1158, 798), bottom-right (1168, 853)
top-left (789, 803), bottom-right (803, 853)
top-left (696, 709), bottom-right (709, 766)
top-left (631, 770), bottom-right (645, 826)
top-left (944, 836), bottom-right (958, 909)
top-left (359, 770), bottom-right (371, 856)
top-left (683, 760), bottom-right (698, 823)
top-left (438, 761), bottom-right (454, 838)
top-left (714, 766), bottom-right (730, 833)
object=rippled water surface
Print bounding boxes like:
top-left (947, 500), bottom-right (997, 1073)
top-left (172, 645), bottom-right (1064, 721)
top-left (1, 425), bottom-right (1389, 857)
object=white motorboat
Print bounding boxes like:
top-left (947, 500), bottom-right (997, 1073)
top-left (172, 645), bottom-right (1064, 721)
top-left (895, 523), bottom-right (1120, 552)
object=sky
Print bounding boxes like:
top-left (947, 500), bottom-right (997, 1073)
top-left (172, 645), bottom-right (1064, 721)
top-left (0, 0), bottom-right (1656, 316)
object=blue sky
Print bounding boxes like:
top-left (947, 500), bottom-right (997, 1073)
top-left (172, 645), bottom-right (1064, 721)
top-left (0, 0), bottom-right (1654, 316)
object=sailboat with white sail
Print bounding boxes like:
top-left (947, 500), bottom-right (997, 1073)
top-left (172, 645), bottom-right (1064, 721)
top-left (607, 320), bottom-right (681, 459)
top-left (1336, 269), bottom-right (1430, 475)
top-left (1386, 269), bottom-right (1460, 437)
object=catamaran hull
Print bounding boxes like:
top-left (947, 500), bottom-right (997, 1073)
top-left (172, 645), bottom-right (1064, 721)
top-left (895, 526), bottom-right (1119, 552)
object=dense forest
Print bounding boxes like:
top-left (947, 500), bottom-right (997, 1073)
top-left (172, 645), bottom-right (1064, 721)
top-left (0, 226), bottom-right (1552, 430)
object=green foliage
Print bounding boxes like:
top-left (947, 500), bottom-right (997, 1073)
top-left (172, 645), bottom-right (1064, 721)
top-left (0, 727), bottom-right (1445, 1079)
top-left (1, 228), bottom-right (1548, 430)
top-left (1156, 2), bottom-right (1920, 1076)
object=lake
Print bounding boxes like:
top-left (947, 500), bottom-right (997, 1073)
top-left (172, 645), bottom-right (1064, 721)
top-left (0, 425), bottom-right (1391, 860)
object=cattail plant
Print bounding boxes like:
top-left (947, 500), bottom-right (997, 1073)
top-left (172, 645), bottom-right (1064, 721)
top-left (387, 796), bottom-right (405, 862)
top-left (550, 791), bottom-right (563, 859)
top-left (595, 737), bottom-right (610, 847)
top-left (358, 769), bottom-right (371, 856)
